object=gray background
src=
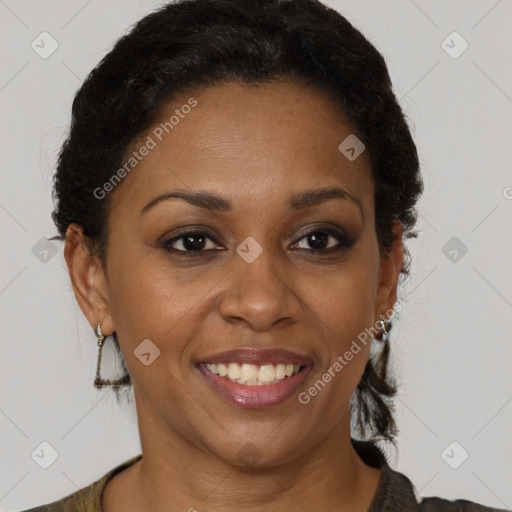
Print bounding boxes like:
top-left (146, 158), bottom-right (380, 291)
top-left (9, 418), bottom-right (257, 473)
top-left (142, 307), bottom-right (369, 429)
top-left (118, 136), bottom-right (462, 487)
top-left (1, 0), bottom-right (511, 510)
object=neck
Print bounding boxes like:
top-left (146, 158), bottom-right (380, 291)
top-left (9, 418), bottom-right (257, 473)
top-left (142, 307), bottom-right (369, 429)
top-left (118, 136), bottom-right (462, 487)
top-left (123, 406), bottom-right (381, 511)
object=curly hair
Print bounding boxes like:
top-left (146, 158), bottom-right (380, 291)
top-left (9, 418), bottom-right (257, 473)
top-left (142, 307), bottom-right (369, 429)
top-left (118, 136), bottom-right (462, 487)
top-left (50, 0), bottom-right (423, 444)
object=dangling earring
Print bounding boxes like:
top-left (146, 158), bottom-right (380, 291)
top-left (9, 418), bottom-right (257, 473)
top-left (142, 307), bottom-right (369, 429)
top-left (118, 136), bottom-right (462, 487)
top-left (94, 322), bottom-right (131, 389)
top-left (377, 314), bottom-right (390, 342)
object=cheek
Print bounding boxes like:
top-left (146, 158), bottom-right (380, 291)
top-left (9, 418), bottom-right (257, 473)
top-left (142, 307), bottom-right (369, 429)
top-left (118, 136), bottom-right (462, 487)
top-left (299, 269), bottom-right (379, 425)
top-left (105, 243), bottom-right (223, 372)
top-left (321, 246), bottom-right (380, 333)
top-left (312, 242), bottom-right (380, 377)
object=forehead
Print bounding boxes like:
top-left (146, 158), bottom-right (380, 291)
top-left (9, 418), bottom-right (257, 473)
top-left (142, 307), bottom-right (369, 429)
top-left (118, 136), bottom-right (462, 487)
top-left (110, 80), bottom-right (374, 216)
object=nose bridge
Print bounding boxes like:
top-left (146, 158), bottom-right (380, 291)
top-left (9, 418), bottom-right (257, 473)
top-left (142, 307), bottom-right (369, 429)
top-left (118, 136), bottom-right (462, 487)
top-left (218, 235), bottom-right (302, 329)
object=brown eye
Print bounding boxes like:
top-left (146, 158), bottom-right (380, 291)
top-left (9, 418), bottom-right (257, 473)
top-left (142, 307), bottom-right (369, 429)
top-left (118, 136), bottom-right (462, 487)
top-left (292, 228), bottom-right (355, 254)
top-left (163, 231), bottom-right (222, 254)
top-left (301, 231), bottom-right (333, 250)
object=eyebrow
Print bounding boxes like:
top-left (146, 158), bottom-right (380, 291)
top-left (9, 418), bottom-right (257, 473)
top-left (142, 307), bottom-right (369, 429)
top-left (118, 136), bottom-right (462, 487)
top-left (140, 186), bottom-right (363, 219)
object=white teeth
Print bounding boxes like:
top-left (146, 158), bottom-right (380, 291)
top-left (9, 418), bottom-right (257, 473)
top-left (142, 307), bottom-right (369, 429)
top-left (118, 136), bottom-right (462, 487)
top-left (275, 363), bottom-right (286, 379)
top-left (204, 362), bottom-right (302, 385)
top-left (227, 362), bottom-right (241, 380)
top-left (258, 364), bottom-right (276, 382)
top-left (240, 363), bottom-right (259, 381)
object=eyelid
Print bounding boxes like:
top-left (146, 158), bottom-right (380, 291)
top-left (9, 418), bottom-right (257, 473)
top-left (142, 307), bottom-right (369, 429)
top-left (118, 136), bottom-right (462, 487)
top-left (161, 225), bottom-right (223, 244)
top-left (291, 222), bottom-right (347, 241)
top-left (290, 225), bottom-right (355, 251)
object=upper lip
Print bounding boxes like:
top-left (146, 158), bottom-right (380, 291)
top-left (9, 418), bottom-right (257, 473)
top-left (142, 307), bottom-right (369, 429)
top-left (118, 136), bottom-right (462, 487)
top-left (196, 348), bottom-right (313, 367)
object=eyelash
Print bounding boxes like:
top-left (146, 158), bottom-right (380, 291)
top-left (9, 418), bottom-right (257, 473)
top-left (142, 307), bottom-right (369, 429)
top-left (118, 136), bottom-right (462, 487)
top-left (161, 227), bottom-right (355, 257)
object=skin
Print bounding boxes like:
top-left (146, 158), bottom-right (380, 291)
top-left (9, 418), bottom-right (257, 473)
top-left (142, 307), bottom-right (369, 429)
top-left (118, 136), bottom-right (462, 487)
top-left (64, 80), bottom-right (403, 512)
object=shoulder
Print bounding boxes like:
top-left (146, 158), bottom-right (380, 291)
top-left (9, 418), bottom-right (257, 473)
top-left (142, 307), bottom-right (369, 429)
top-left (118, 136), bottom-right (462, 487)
top-left (17, 454), bottom-right (142, 512)
top-left (18, 486), bottom-right (94, 512)
top-left (351, 438), bottom-right (507, 512)
top-left (383, 467), bottom-right (508, 512)
top-left (418, 496), bottom-right (507, 511)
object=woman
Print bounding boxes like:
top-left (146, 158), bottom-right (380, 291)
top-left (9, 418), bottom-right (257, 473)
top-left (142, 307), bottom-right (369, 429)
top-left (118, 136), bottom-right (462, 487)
top-left (21, 0), bottom-right (506, 510)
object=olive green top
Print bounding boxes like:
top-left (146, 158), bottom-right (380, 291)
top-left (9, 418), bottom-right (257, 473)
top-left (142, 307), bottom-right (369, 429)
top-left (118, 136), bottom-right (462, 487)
top-left (19, 440), bottom-right (506, 511)
top-left (20, 454), bottom-right (142, 512)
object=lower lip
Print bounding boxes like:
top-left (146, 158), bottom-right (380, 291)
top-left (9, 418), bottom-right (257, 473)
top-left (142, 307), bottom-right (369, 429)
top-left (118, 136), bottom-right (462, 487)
top-left (197, 364), bottom-right (311, 408)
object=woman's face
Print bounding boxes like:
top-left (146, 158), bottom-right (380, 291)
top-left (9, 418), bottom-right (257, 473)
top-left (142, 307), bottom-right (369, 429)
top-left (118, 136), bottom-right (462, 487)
top-left (68, 80), bottom-right (402, 467)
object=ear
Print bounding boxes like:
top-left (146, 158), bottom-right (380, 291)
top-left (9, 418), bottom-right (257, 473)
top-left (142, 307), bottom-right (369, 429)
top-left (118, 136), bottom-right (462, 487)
top-left (374, 219), bottom-right (404, 321)
top-left (64, 224), bottom-right (115, 336)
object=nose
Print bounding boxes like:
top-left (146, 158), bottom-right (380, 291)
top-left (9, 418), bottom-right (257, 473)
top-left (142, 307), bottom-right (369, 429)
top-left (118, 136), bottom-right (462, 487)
top-left (217, 246), bottom-right (303, 331)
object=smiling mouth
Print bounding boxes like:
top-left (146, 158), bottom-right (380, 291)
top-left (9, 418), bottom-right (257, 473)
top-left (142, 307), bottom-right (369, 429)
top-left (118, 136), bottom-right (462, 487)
top-left (204, 362), bottom-right (303, 386)
top-left (196, 348), bottom-right (313, 407)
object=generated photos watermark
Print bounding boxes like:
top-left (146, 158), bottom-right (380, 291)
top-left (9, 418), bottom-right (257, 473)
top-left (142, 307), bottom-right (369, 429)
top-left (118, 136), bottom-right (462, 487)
top-left (298, 302), bottom-right (402, 405)
top-left (93, 97), bottom-right (197, 200)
